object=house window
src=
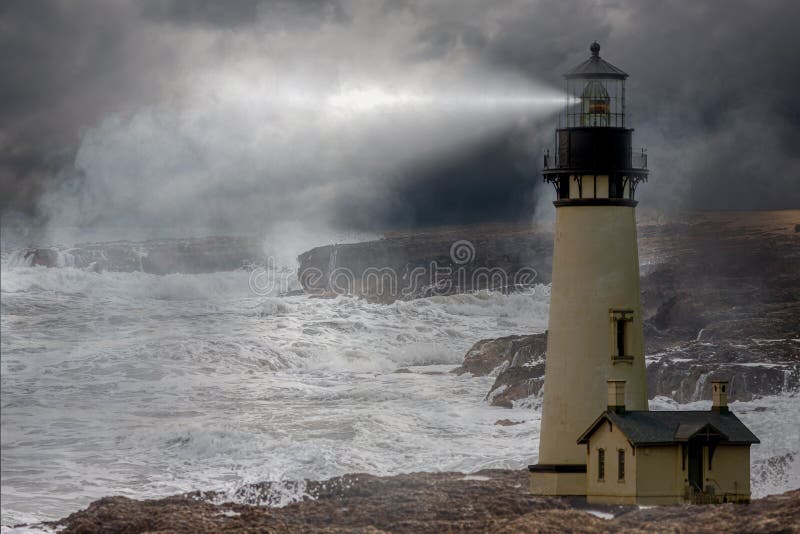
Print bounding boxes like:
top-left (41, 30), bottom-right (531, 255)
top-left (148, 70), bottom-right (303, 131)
top-left (610, 310), bottom-right (634, 362)
top-left (618, 449), bottom-right (625, 481)
top-left (598, 449), bottom-right (605, 481)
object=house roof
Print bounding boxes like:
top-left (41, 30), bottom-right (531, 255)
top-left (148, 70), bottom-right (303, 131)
top-left (564, 42), bottom-right (628, 80)
top-left (577, 410), bottom-right (760, 446)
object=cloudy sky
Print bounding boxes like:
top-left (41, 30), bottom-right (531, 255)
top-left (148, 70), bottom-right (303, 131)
top-left (1, 0), bottom-right (799, 244)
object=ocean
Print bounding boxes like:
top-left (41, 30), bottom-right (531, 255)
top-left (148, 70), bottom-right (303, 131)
top-left (1, 258), bottom-right (798, 526)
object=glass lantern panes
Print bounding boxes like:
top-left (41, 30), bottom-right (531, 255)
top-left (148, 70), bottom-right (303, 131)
top-left (560, 42), bottom-right (627, 128)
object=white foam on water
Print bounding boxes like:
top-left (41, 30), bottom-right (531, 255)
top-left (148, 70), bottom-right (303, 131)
top-left (585, 510), bottom-right (614, 520)
top-left (2, 263), bottom-right (798, 526)
top-left (1, 266), bottom-right (547, 525)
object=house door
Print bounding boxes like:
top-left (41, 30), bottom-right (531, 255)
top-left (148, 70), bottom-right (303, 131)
top-left (688, 444), bottom-right (703, 491)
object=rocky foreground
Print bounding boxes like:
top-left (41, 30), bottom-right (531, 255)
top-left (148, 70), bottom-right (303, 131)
top-left (37, 470), bottom-right (800, 533)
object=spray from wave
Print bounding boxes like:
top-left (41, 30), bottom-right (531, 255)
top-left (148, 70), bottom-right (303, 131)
top-left (32, 67), bottom-right (562, 246)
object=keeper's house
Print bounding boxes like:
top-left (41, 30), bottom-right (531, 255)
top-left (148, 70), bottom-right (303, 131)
top-left (577, 380), bottom-right (759, 505)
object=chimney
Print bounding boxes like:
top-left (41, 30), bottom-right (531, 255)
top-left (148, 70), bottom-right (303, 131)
top-left (607, 380), bottom-right (626, 414)
top-left (711, 380), bottom-right (729, 414)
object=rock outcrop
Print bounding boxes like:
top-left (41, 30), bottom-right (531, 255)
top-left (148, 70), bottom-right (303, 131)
top-left (36, 470), bottom-right (800, 533)
top-left (297, 223), bottom-right (552, 302)
top-left (458, 335), bottom-right (799, 408)
top-left (453, 333), bottom-right (548, 408)
top-left (646, 338), bottom-right (800, 403)
top-left (9, 236), bottom-right (266, 275)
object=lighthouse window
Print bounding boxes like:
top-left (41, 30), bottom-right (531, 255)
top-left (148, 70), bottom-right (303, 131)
top-left (559, 176), bottom-right (570, 199)
top-left (598, 449), bottom-right (605, 480)
top-left (610, 309), bottom-right (633, 362)
top-left (610, 176), bottom-right (624, 198)
top-left (618, 449), bottom-right (625, 481)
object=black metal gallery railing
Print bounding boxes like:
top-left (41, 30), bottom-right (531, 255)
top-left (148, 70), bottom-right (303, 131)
top-left (543, 147), bottom-right (647, 171)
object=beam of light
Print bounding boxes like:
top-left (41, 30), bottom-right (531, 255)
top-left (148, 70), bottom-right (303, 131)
top-left (46, 70), bottom-right (568, 240)
top-left (200, 68), bottom-right (566, 123)
top-left (325, 85), bottom-right (565, 117)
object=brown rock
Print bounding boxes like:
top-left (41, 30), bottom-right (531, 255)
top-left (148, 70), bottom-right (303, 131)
top-left (453, 333), bottom-right (547, 377)
top-left (297, 222), bottom-right (553, 302)
top-left (494, 419), bottom-right (524, 426)
top-left (43, 472), bottom-right (800, 533)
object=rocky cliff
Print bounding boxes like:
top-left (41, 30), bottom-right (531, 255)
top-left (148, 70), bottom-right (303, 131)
top-left (452, 211), bottom-right (800, 407)
top-left (297, 223), bottom-right (552, 302)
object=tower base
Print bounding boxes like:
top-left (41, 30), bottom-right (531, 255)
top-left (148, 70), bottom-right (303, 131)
top-left (528, 464), bottom-right (587, 496)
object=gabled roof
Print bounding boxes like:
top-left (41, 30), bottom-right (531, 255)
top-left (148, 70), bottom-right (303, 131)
top-left (674, 422), bottom-right (726, 441)
top-left (577, 410), bottom-right (760, 446)
top-left (565, 42), bottom-right (628, 80)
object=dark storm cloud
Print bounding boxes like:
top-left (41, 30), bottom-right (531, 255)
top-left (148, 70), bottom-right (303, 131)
top-left (138, 0), bottom-right (347, 29)
top-left (139, 0), bottom-right (268, 28)
top-left (408, 0), bottom-right (800, 213)
top-left (335, 130), bottom-right (540, 229)
top-left (1, 0), bottom-right (799, 245)
top-left (0, 1), bottom-right (174, 217)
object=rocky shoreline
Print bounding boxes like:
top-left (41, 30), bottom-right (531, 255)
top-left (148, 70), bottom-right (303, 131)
top-left (7, 211), bottom-right (799, 531)
top-left (26, 470), bottom-right (800, 533)
top-left (451, 211), bottom-right (800, 407)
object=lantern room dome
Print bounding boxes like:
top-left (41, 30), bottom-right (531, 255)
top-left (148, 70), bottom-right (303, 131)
top-left (565, 42), bottom-right (628, 80)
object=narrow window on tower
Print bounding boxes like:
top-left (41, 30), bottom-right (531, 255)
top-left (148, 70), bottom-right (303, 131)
top-left (559, 176), bottom-right (570, 199)
top-left (610, 175), bottom-right (624, 198)
top-left (598, 448), bottom-right (605, 481)
top-left (618, 449), bottom-right (625, 481)
top-left (616, 319), bottom-right (625, 358)
top-left (610, 309), bottom-right (634, 363)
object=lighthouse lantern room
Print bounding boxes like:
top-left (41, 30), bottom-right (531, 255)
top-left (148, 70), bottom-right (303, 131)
top-left (543, 41), bottom-right (648, 204)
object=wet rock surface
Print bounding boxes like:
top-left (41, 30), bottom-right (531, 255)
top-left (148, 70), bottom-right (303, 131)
top-left (36, 470), bottom-right (800, 533)
top-left (452, 333), bottom-right (547, 377)
top-left (471, 332), bottom-right (800, 408)
top-left (452, 333), bottom-right (548, 408)
top-left (646, 338), bottom-right (800, 403)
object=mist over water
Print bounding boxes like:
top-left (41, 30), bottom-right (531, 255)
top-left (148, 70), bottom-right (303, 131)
top-left (29, 66), bottom-right (562, 246)
top-left (3, 1), bottom-right (573, 248)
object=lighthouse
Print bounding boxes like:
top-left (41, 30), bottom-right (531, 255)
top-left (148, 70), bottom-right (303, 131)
top-left (528, 43), bottom-right (759, 504)
top-left (529, 42), bottom-right (650, 496)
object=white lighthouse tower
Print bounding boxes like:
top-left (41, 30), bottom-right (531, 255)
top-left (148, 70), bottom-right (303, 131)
top-left (529, 42), bottom-right (650, 495)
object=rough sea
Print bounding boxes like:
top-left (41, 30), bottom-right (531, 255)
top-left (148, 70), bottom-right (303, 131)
top-left (1, 255), bottom-right (798, 527)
